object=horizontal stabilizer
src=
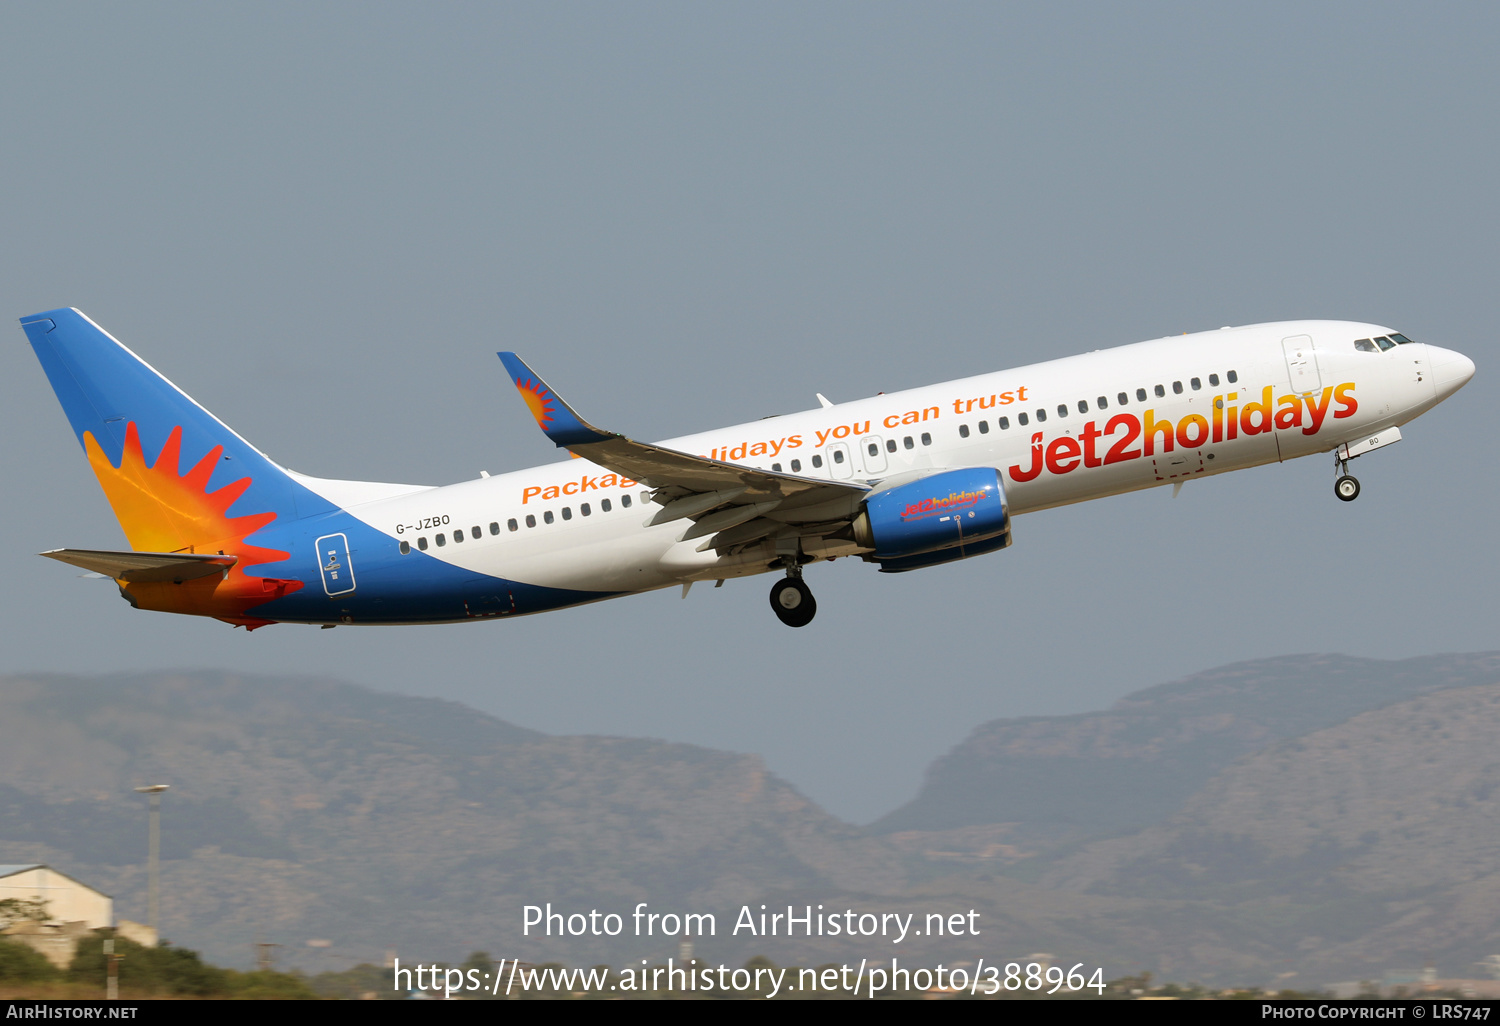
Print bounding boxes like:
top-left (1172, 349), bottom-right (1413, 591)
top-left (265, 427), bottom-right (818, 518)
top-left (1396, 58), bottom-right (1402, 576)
top-left (41, 548), bottom-right (237, 583)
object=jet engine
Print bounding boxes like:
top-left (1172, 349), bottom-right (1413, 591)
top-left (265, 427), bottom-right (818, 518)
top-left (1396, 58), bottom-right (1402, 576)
top-left (851, 467), bottom-right (1011, 573)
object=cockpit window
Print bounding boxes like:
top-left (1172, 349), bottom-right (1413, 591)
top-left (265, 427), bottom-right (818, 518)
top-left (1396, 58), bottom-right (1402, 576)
top-left (1389, 332), bottom-right (1415, 345)
top-left (1374, 336), bottom-right (1396, 351)
top-left (1354, 338), bottom-right (1378, 352)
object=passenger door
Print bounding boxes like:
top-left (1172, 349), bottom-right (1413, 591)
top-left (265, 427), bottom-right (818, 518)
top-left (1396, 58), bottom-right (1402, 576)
top-left (1283, 335), bottom-right (1322, 393)
top-left (316, 533), bottom-right (356, 596)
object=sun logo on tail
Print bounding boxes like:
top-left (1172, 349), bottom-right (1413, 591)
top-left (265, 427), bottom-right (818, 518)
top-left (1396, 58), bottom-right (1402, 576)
top-left (514, 376), bottom-right (557, 430)
top-left (81, 423), bottom-right (300, 622)
top-left (84, 423), bottom-right (282, 555)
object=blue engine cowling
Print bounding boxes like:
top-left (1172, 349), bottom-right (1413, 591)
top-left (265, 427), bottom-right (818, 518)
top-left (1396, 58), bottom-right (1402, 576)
top-left (852, 467), bottom-right (1010, 569)
top-left (874, 528), bottom-right (1012, 573)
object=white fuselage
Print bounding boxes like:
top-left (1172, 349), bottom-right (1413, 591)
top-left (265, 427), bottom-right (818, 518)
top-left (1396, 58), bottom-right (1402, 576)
top-left (303, 320), bottom-right (1470, 600)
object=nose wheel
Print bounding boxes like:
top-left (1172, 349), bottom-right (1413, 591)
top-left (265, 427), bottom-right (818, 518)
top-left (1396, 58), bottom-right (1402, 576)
top-left (1333, 452), bottom-right (1361, 502)
top-left (769, 576), bottom-right (817, 628)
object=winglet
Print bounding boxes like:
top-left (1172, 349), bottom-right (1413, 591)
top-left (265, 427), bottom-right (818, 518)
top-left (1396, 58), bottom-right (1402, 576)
top-left (497, 353), bottom-right (615, 447)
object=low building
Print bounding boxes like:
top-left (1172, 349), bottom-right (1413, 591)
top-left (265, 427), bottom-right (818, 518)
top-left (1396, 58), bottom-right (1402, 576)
top-left (0, 864), bottom-right (115, 968)
top-left (0, 865), bottom-right (111, 929)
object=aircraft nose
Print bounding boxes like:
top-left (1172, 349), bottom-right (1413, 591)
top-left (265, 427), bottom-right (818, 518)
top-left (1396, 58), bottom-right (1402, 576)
top-left (1428, 345), bottom-right (1476, 399)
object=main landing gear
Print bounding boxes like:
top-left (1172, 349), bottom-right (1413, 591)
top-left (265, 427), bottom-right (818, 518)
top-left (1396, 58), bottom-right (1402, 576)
top-left (1334, 453), bottom-right (1360, 502)
top-left (769, 566), bottom-right (817, 628)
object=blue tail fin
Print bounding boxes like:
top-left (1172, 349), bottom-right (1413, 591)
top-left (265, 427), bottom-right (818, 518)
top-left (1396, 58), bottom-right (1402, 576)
top-left (22, 308), bottom-right (311, 552)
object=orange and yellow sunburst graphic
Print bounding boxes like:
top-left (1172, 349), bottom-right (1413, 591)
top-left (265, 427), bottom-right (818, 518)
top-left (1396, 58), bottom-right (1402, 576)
top-left (514, 377), bottom-right (557, 430)
top-left (83, 423), bottom-right (301, 625)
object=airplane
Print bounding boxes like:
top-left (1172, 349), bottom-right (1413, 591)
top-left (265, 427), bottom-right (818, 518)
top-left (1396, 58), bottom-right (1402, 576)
top-left (22, 309), bottom-right (1474, 629)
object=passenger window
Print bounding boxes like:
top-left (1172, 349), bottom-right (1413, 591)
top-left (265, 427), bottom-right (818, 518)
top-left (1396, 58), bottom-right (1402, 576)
top-left (771, 462), bottom-right (782, 472)
top-left (508, 518), bottom-right (518, 532)
top-left (641, 492), bottom-right (651, 504)
top-left (581, 503), bottom-right (590, 516)
top-left (1136, 388), bottom-right (1147, 401)
top-left (904, 436), bottom-right (914, 449)
top-left (885, 439), bottom-right (897, 452)
top-left (1097, 396), bottom-right (1108, 409)
top-left (1374, 336), bottom-right (1396, 351)
top-left (790, 459), bottom-right (802, 472)
top-left (601, 499), bottom-right (612, 512)
top-left (452, 530), bottom-right (464, 543)
top-left (977, 420), bottom-right (989, 434)
top-left (1154, 384), bottom-right (1165, 398)
top-left (472, 526), bottom-right (481, 539)
top-left (1036, 409), bottom-right (1047, 422)
top-left (1018, 412), bottom-right (1029, 426)
top-left (436, 533), bottom-right (446, 547)
top-left (1227, 370), bottom-right (1238, 383)
top-left (1118, 392), bottom-right (1129, 405)
top-left (1077, 400), bottom-right (1088, 413)
top-left (1209, 373), bottom-right (1220, 386)
top-left (958, 424), bottom-right (970, 438)
top-left (525, 514), bottom-right (536, 528)
top-left (562, 507), bottom-right (572, 520)
top-left (812, 454), bottom-right (824, 467)
top-left (920, 432), bottom-right (931, 446)
top-left (1190, 377), bottom-right (1201, 390)
top-left (833, 449), bottom-right (845, 464)
top-left (399, 540), bottom-right (410, 555)
top-left (418, 536), bottom-right (428, 550)
top-left (489, 522), bottom-right (499, 535)
top-left (998, 416), bottom-right (1010, 429)
top-left (1056, 404), bottom-right (1068, 418)
top-left (543, 510), bottom-right (554, 524)
top-left (1354, 339), bottom-right (1378, 352)
top-left (1172, 381), bottom-right (1183, 394)
top-left (621, 494), bottom-right (632, 508)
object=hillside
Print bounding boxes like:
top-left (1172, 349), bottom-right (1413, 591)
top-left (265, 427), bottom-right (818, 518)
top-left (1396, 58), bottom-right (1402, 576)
top-left (0, 672), bottom-right (903, 969)
top-left (874, 652), bottom-right (1500, 846)
top-left (1026, 683), bottom-right (1500, 985)
top-left (8, 658), bottom-right (1500, 987)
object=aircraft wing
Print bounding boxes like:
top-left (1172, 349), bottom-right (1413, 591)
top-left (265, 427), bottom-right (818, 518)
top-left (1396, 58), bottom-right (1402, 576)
top-left (41, 548), bottom-right (237, 582)
top-left (497, 353), bottom-right (869, 552)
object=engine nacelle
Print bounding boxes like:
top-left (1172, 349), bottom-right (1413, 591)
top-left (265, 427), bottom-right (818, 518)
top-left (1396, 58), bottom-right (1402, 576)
top-left (874, 527), bottom-right (1011, 573)
top-left (852, 467), bottom-right (1010, 567)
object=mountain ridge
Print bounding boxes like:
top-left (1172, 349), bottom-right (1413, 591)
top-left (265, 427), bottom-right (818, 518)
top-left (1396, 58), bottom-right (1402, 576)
top-left (873, 652), bottom-right (1500, 840)
top-left (7, 656), bottom-right (1500, 986)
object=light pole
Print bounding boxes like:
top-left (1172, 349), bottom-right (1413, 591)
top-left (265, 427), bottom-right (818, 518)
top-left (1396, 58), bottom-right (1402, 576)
top-left (133, 784), bottom-right (169, 940)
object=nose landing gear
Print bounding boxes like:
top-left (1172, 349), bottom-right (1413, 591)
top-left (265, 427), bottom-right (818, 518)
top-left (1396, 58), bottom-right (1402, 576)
top-left (769, 567), bottom-right (816, 628)
top-left (1334, 453), bottom-right (1360, 502)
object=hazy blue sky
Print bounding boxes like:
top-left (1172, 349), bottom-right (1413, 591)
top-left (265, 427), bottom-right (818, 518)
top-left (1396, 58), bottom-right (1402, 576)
top-left (2, 2), bottom-right (1495, 822)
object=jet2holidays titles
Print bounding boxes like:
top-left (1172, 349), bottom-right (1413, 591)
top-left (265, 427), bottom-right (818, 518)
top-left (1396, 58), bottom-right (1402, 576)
top-left (516, 379), bottom-right (1362, 503)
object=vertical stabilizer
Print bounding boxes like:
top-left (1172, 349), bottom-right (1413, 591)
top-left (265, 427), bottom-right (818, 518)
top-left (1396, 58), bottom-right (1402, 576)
top-left (22, 308), bottom-right (302, 556)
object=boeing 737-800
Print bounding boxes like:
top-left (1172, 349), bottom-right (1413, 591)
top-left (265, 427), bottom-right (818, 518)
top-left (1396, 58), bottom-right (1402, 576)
top-left (23, 309), bottom-right (1473, 628)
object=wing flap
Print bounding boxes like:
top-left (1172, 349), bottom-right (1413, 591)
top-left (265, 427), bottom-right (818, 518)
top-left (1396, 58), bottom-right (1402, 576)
top-left (41, 548), bottom-right (237, 582)
top-left (569, 436), bottom-right (860, 502)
